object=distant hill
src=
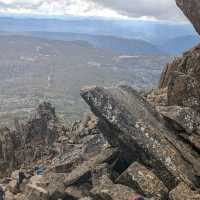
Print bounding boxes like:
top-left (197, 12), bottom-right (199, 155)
top-left (160, 35), bottom-right (200, 54)
top-left (0, 16), bottom-right (199, 55)
top-left (16, 32), bottom-right (200, 56)
top-left (0, 16), bottom-right (197, 44)
top-left (20, 32), bottom-right (163, 55)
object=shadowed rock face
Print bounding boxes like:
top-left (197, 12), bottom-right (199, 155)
top-left (176, 0), bottom-right (200, 35)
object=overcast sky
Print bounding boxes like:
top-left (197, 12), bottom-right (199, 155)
top-left (0, 0), bottom-right (186, 22)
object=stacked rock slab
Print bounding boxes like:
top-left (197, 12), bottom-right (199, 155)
top-left (81, 86), bottom-right (200, 189)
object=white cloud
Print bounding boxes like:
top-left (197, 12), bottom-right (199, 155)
top-left (0, 0), bottom-right (186, 21)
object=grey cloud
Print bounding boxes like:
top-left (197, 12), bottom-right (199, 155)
top-left (87, 0), bottom-right (186, 21)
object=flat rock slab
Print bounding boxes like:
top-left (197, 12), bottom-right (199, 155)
top-left (92, 176), bottom-right (138, 200)
top-left (81, 86), bottom-right (199, 188)
top-left (64, 147), bottom-right (119, 187)
top-left (157, 106), bottom-right (200, 135)
top-left (117, 162), bottom-right (168, 199)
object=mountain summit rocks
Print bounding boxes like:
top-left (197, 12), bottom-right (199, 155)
top-left (81, 86), bottom-right (200, 188)
top-left (1, 1), bottom-right (200, 200)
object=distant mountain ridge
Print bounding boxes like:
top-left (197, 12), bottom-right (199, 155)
top-left (0, 16), bottom-right (199, 55)
top-left (18, 32), bottom-right (163, 55)
top-left (0, 16), bottom-right (197, 43)
top-left (160, 35), bottom-right (200, 54)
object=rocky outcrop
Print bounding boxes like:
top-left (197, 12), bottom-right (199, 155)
top-left (0, 102), bottom-right (63, 177)
top-left (158, 44), bottom-right (200, 114)
top-left (176, 0), bottom-right (200, 35)
top-left (1, 88), bottom-right (200, 200)
top-left (81, 86), bottom-right (200, 188)
top-left (168, 72), bottom-right (200, 111)
top-left (4, 96), bottom-right (199, 200)
top-left (159, 45), bottom-right (200, 88)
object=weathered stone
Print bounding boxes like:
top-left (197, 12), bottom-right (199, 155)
top-left (24, 184), bottom-right (48, 200)
top-left (157, 106), bottom-right (200, 134)
top-left (0, 102), bottom-right (65, 178)
top-left (179, 133), bottom-right (200, 152)
top-left (64, 147), bottom-right (118, 187)
top-left (40, 172), bottom-right (66, 199)
top-left (159, 58), bottom-right (182, 89)
top-left (117, 162), bottom-right (168, 199)
top-left (91, 163), bottom-right (112, 187)
top-left (168, 72), bottom-right (200, 111)
top-left (28, 175), bottom-right (43, 187)
top-left (81, 134), bottom-right (109, 160)
top-left (48, 153), bottom-right (83, 174)
top-left (79, 197), bottom-right (95, 200)
top-left (0, 127), bottom-right (15, 175)
top-left (65, 186), bottom-right (86, 199)
top-left (5, 191), bottom-right (15, 200)
top-left (159, 44), bottom-right (200, 89)
top-left (169, 182), bottom-right (200, 200)
top-left (81, 86), bottom-right (199, 188)
top-left (14, 193), bottom-right (27, 200)
top-left (176, 0), bottom-right (200, 35)
top-left (146, 88), bottom-right (168, 107)
top-left (6, 180), bottom-right (18, 194)
top-left (92, 176), bottom-right (137, 200)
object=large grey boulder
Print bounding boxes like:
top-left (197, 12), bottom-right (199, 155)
top-left (81, 86), bottom-right (200, 188)
top-left (176, 0), bottom-right (200, 35)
